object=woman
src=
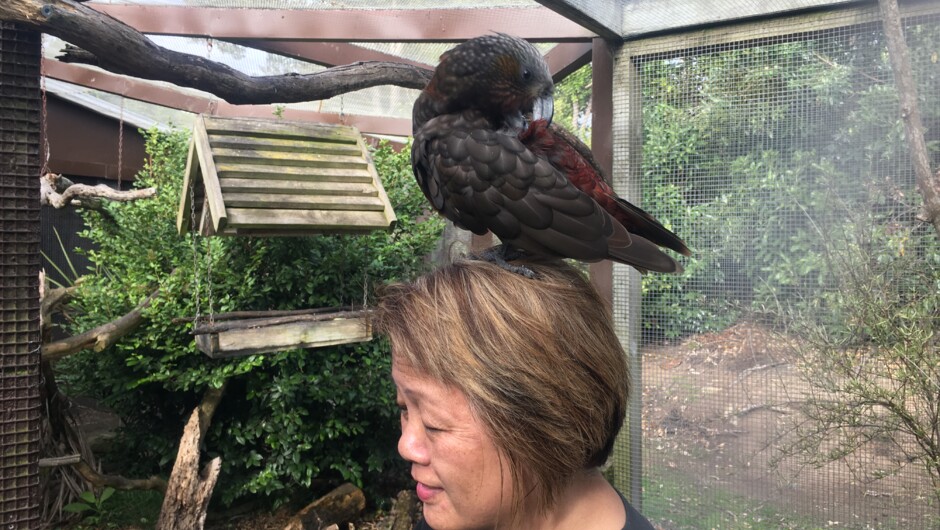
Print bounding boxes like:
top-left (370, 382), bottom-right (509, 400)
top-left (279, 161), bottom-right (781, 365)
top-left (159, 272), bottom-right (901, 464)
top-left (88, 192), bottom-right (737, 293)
top-left (374, 257), bottom-right (655, 530)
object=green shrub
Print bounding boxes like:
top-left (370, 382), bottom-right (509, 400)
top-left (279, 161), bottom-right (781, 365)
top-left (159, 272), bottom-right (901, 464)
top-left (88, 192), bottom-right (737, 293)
top-left (59, 130), bottom-right (443, 505)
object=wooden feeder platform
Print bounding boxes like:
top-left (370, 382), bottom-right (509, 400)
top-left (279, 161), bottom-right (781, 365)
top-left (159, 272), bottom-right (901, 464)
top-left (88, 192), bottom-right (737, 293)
top-left (177, 115), bottom-right (396, 237)
top-left (193, 308), bottom-right (372, 359)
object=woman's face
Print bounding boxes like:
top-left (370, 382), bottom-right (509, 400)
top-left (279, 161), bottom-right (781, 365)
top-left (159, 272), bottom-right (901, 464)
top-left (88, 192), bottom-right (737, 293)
top-left (392, 361), bottom-right (513, 530)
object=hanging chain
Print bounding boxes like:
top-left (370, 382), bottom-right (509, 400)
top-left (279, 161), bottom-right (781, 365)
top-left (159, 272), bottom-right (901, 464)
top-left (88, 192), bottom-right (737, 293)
top-left (204, 234), bottom-right (215, 325)
top-left (117, 97), bottom-right (125, 190)
top-left (189, 176), bottom-right (201, 326)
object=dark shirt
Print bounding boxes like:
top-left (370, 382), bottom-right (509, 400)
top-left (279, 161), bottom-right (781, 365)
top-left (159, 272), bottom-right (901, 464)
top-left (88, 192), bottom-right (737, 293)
top-left (413, 489), bottom-right (656, 529)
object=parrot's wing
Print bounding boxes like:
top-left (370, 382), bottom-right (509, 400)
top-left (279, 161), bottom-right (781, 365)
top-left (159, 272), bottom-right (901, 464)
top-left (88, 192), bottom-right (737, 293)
top-left (413, 112), bottom-right (682, 273)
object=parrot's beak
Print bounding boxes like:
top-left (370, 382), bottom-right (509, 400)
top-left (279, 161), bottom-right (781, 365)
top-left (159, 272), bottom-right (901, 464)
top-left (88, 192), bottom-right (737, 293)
top-left (532, 95), bottom-right (554, 126)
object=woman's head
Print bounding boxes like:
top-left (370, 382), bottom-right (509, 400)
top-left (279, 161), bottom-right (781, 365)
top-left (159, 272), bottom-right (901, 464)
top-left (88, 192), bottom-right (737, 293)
top-left (374, 257), bottom-right (630, 523)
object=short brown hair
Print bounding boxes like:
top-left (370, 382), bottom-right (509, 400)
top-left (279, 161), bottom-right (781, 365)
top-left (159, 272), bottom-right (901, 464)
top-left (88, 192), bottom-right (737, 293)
top-left (373, 257), bottom-right (629, 517)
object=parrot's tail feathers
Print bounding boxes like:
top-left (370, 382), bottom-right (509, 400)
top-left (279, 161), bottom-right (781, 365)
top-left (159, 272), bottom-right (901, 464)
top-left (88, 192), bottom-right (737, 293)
top-left (613, 197), bottom-right (692, 257)
top-left (607, 229), bottom-right (685, 274)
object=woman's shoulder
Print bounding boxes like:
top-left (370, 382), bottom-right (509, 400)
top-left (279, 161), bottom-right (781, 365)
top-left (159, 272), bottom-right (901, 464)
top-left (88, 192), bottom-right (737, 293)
top-left (616, 490), bottom-right (657, 530)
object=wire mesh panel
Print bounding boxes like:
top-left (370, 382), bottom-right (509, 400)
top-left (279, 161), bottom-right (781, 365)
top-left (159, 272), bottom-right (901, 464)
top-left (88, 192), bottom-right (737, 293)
top-left (610, 4), bottom-right (940, 529)
top-left (0, 22), bottom-right (42, 530)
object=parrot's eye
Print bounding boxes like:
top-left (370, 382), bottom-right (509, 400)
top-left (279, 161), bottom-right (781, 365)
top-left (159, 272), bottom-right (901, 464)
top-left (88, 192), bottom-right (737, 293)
top-left (522, 68), bottom-right (532, 81)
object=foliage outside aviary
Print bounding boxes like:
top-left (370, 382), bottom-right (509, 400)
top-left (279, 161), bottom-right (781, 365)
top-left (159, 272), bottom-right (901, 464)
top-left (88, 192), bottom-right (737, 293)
top-left (633, 26), bottom-right (939, 339)
top-left (58, 129), bottom-right (444, 505)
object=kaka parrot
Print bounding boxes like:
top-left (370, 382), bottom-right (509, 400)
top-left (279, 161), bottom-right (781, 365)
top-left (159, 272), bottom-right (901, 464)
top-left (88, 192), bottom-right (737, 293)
top-left (411, 33), bottom-right (690, 273)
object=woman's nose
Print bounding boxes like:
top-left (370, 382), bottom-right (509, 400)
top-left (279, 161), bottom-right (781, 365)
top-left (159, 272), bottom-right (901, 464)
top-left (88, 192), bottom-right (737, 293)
top-left (398, 417), bottom-right (430, 465)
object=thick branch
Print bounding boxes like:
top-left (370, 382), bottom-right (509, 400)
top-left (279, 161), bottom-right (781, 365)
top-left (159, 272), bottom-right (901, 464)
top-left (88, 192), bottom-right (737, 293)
top-left (0, 0), bottom-right (432, 105)
top-left (878, 0), bottom-right (940, 236)
top-left (41, 172), bottom-right (156, 209)
top-left (43, 289), bottom-right (159, 361)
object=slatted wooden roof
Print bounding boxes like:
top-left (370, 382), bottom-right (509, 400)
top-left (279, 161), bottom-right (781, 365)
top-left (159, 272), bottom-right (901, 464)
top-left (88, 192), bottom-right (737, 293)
top-left (177, 115), bottom-right (397, 236)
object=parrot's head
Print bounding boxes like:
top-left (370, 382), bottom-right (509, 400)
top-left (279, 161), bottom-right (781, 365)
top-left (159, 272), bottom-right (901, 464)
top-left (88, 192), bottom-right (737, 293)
top-left (419, 33), bottom-right (554, 131)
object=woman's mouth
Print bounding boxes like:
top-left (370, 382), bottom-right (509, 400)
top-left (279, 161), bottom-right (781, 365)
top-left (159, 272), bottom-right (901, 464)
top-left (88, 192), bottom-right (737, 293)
top-left (415, 482), bottom-right (442, 502)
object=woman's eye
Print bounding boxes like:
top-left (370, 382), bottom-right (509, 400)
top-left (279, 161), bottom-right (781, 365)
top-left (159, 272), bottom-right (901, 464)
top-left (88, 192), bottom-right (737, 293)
top-left (424, 424), bottom-right (442, 433)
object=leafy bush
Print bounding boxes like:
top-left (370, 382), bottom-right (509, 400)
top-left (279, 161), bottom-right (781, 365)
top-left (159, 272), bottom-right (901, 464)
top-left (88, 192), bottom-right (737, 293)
top-left (59, 130), bottom-right (443, 505)
top-left (773, 213), bottom-right (940, 503)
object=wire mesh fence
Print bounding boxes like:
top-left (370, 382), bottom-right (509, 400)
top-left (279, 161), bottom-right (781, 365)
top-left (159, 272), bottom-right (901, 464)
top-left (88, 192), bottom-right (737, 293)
top-left (0, 21), bottom-right (43, 530)
top-left (610, 4), bottom-right (940, 529)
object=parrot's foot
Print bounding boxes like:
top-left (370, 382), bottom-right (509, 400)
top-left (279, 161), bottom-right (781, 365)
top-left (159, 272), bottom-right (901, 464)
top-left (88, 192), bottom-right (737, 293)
top-left (474, 245), bottom-right (538, 279)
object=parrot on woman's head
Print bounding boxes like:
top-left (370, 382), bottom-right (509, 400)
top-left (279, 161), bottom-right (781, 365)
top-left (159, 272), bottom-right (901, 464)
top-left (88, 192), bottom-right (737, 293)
top-left (411, 33), bottom-right (690, 275)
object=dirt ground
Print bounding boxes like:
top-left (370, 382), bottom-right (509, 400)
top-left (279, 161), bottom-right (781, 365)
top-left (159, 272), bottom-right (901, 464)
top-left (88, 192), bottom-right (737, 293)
top-left (641, 321), bottom-right (935, 529)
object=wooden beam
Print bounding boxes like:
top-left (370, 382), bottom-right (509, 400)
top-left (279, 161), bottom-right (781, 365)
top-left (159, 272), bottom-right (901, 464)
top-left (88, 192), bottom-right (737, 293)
top-left (42, 60), bottom-right (414, 137)
top-left (535, 0), bottom-right (622, 41)
top-left (589, 37), bottom-right (615, 312)
top-left (229, 40), bottom-right (434, 69)
top-left (90, 5), bottom-right (595, 42)
top-left (545, 42), bottom-right (593, 83)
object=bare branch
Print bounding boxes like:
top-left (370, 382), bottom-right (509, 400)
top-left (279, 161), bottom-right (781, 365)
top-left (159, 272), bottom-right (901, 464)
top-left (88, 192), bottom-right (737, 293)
top-left (73, 459), bottom-right (167, 492)
top-left (41, 172), bottom-right (156, 209)
top-left (0, 0), bottom-right (432, 105)
top-left (43, 288), bottom-right (160, 361)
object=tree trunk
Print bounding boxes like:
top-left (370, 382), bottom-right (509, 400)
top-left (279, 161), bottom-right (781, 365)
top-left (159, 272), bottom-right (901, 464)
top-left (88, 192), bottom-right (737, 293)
top-left (878, 0), bottom-right (940, 236)
top-left (155, 385), bottom-right (226, 530)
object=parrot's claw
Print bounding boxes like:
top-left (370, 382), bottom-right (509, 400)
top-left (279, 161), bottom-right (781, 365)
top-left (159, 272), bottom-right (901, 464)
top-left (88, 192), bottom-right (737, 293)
top-left (474, 244), bottom-right (538, 279)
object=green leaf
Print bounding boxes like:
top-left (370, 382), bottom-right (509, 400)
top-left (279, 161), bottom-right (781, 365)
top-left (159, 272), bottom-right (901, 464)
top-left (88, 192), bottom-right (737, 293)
top-left (99, 486), bottom-right (116, 504)
top-left (63, 502), bottom-right (93, 513)
top-left (79, 491), bottom-right (98, 504)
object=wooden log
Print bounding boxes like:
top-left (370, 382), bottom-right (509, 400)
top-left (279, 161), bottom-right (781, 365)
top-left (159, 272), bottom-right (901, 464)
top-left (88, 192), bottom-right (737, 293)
top-left (282, 483), bottom-right (366, 530)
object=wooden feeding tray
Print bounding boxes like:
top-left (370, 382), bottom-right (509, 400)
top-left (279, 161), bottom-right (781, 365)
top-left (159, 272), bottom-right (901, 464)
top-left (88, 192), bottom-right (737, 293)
top-left (193, 308), bottom-right (372, 358)
top-left (177, 115), bottom-right (397, 236)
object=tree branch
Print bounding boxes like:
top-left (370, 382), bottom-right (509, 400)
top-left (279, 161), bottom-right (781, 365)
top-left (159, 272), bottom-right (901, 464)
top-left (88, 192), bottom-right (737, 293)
top-left (41, 172), bottom-right (156, 209)
top-left (878, 0), bottom-right (940, 236)
top-left (43, 288), bottom-right (160, 361)
top-left (73, 459), bottom-right (168, 492)
top-left (0, 0), bottom-right (432, 105)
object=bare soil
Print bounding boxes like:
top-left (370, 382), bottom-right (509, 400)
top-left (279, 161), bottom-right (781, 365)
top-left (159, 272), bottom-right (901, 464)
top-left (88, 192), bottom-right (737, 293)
top-left (641, 321), bottom-right (936, 529)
